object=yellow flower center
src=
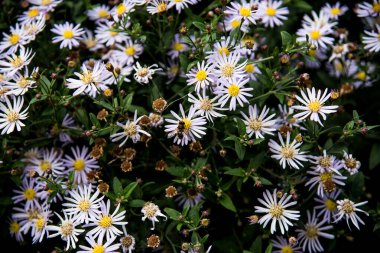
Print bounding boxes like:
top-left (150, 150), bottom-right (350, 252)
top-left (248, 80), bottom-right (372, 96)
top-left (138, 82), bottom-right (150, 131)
top-left (137, 67), bottom-right (149, 77)
top-left (239, 7), bottom-right (251, 17)
top-left (308, 101), bottom-right (321, 112)
top-left (124, 123), bottom-right (137, 136)
top-left (98, 215), bottom-right (112, 228)
top-left (7, 110), bottom-right (19, 122)
top-left (345, 158), bottom-right (357, 169)
top-left (143, 203), bottom-right (159, 218)
top-left (305, 224), bottom-right (318, 238)
top-left (18, 78), bottom-right (29, 88)
top-left (121, 235), bottom-right (134, 247)
top-left (221, 64), bottom-right (234, 78)
top-left (355, 71), bottom-right (366, 81)
top-left (200, 99), bottom-right (213, 111)
top-left (60, 222), bottom-right (73, 237)
top-left (109, 31), bottom-right (118, 36)
top-left (281, 246), bottom-right (293, 253)
top-left (228, 84), bottom-right (240, 97)
top-left (195, 70), bottom-right (207, 81)
top-left (182, 118), bottom-right (192, 130)
top-left (42, 0), bottom-right (51, 5)
top-left (157, 3), bottom-right (167, 13)
top-left (9, 34), bottom-right (20, 45)
top-left (281, 145), bottom-right (295, 159)
top-left (173, 42), bottom-right (184, 51)
top-left (269, 204), bottom-right (284, 218)
top-left (84, 39), bottom-right (97, 49)
top-left (98, 9), bottom-right (109, 18)
top-left (231, 19), bottom-right (241, 29)
top-left (245, 64), bottom-right (255, 73)
top-left (319, 156), bottom-right (332, 168)
top-left (78, 200), bottom-right (91, 211)
top-left (125, 46), bottom-right (135, 56)
top-left (174, 0), bottom-right (183, 2)
top-left (35, 216), bottom-right (46, 231)
top-left (73, 159), bottom-right (85, 171)
top-left (80, 71), bottom-right (94, 84)
top-left (308, 48), bottom-right (317, 57)
top-left (373, 3), bottom-right (380, 12)
top-left (24, 188), bottom-right (36, 200)
top-left (325, 199), bottom-right (337, 211)
top-left (63, 30), bottom-right (74, 39)
top-left (9, 222), bottom-right (20, 233)
top-left (28, 8), bottom-right (39, 17)
top-left (341, 200), bottom-right (355, 214)
top-left (116, 3), bottom-right (126, 15)
top-left (11, 56), bottom-right (23, 68)
top-left (218, 47), bottom-right (229, 55)
top-left (330, 7), bottom-right (341, 16)
top-left (92, 244), bottom-right (105, 253)
top-left (0, 74), bottom-right (4, 82)
top-left (40, 160), bottom-right (51, 172)
top-left (266, 7), bottom-right (276, 16)
top-left (310, 31), bottom-right (321, 40)
top-left (248, 118), bottom-right (263, 131)
top-left (320, 172), bottom-right (333, 182)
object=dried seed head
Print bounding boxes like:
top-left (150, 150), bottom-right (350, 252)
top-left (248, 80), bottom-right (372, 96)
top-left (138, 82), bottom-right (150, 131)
top-left (155, 160), bottom-right (167, 171)
top-left (147, 234), bottom-right (160, 248)
top-left (121, 160), bottom-right (133, 172)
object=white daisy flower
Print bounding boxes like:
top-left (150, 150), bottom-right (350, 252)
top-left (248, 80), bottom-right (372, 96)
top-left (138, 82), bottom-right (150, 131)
top-left (164, 104), bottom-right (207, 146)
top-left (111, 0), bottom-right (136, 22)
top-left (314, 189), bottom-right (341, 223)
top-left (18, 7), bottom-right (44, 24)
top-left (141, 202), bottom-right (167, 230)
top-left (63, 146), bottom-right (100, 185)
top-left (133, 62), bottom-right (162, 84)
top-left (4, 67), bottom-right (36, 96)
top-left (62, 184), bottom-right (104, 224)
top-left (175, 187), bottom-right (204, 208)
top-left (113, 38), bottom-right (144, 65)
top-left (309, 150), bottom-right (344, 175)
top-left (12, 204), bottom-right (43, 235)
top-left (111, 110), bottom-right (151, 147)
top-left (305, 167), bottom-right (347, 197)
top-left (26, 148), bottom-right (65, 178)
top-left (207, 36), bottom-right (236, 59)
top-left (212, 51), bottom-right (247, 82)
top-left (322, 2), bottom-right (348, 20)
top-left (224, 0), bottom-right (258, 25)
top-left (12, 177), bottom-right (42, 210)
top-left (186, 61), bottom-right (215, 92)
top-left (0, 95), bottom-right (28, 134)
top-left (296, 210), bottom-right (334, 253)
top-left (296, 21), bottom-right (336, 49)
top-left (86, 199), bottom-right (128, 241)
top-left (30, 203), bottom-right (52, 244)
top-left (104, 59), bottom-right (133, 84)
top-left (254, 189), bottom-right (300, 234)
top-left (120, 225), bottom-right (136, 253)
top-left (277, 104), bottom-right (304, 129)
top-left (257, 0), bottom-right (289, 28)
top-left (87, 4), bottom-right (111, 22)
top-left (272, 235), bottom-right (302, 253)
top-left (23, 18), bottom-right (46, 41)
top-left (51, 22), bottom-right (85, 49)
top-left (167, 34), bottom-right (188, 59)
top-left (0, 23), bottom-right (30, 55)
top-left (292, 87), bottom-right (339, 126)
top-left (268, 132), bottom-right (308, 169)
top-left (363, 24), bottom-right (380, 53)
top-left (0, 47), bottom-right (35, 77)
top-left (241, 104), bottom-right (277, 139)
top-left (66, 61), bottom-right (112, 97)
top-left (328, 43), bottom-right (349, 62)
top-left (168, 0), bottom-right (196, 13)
top-left (28, 0), bottom-right (62, 12)
top-left (78, 234), bottom-right (121, 253)
top-left (341, 151), bottom-right (361, 175)
top-left (80, 29), bottom-right (103, 52)
top-left (215, 76), bottom-right (253, 111)
top-left (46, 212), bottom-right (85, 250)
top-left (8, 218), bottom-right (24, 242)
top-left (188, 90), bottom-right (225, 123)
top-left (147, 0), bottom-right (170, 15)
top-left (224, 15), bottom-right (250, 33)
top-left (335, 199), bottom-right (369, 230)
top-left (95, 21), bottom-right (130, 47)
top-left (356, 0), bottom-right (380, 17)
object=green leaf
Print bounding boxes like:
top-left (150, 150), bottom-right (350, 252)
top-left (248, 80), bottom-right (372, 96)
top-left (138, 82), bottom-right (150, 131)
top-left (224, 168), bottom-right (245, 177)
top-left (370, 143), bottom-right (380, 169)
top-left (123, 93), bottom-right (134, 111)
top-left (164, 207), bottom-right (182, 220)
top-left (166, 166), bottom-right (185, 177)
top-left (75, 108), bottom-right (89, 129)
top-left (113, 177), bottom-right (123, 195)
top-left (192, 21), bottom-right (205, 30)
top-left (280, 31), bottom-right (292, 48)
top-left (265, 243), bottom-right (273, 253)
top-left (123, 182), bottom-right (138, 199)
top-left (94, 100), bottom-right (114, 111)
top-left (89, 113), bottom-right (101, 128)
top-left (250, 236), bottom-right (262, 253)
top-left (219, 193), bottom-right (237, 212)
top-left (95, 126), bottom-right (113, 137)
top-left (374, 222), bottom-right (380, 232)
top-left (235, 141), bottom-right (246, 160)
top-left (353, 110), bottom-right (359, 122)
top-left (128, 199), bottom-right (145, 208)
top-left (260, 177), bottom-right (273, 186)
top-left (236, 118), bottom-right (246, 136)
top-left (293, 0), bottom-right (312, 11)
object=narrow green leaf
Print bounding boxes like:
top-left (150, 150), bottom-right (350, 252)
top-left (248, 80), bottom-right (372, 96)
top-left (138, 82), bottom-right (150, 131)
top-left (219, 193), bottom-right (237, 212)
top-left (224, 168), bottom-right (245, 177)
top-left (164, 208), bottom-right (182, 220)
top-left (113, 177), bottom-right (123, 195)
top-left (123, 182), bottom-right (138, 198)
top-left (235, 141), bottom-right (246, 160)
top-left (128, 199), bottom-right (145, 208)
